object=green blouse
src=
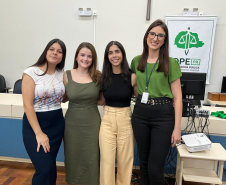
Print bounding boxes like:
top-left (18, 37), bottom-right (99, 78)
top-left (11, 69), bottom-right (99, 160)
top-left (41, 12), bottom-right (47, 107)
top-left (131, 55), bottom-right (182, 98)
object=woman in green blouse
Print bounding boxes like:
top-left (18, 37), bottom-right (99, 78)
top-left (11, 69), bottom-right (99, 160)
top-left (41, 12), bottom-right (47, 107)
top-left (131, 19), bottom-right (182, 185)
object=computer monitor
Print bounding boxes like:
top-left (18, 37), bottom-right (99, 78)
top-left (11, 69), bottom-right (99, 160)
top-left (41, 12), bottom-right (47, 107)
top-left (221, 76), bottom-right (226, 93)
top-left (180, 72), bottom-right (206, 117)
top-left (181, 72), bottom-right (206, 100)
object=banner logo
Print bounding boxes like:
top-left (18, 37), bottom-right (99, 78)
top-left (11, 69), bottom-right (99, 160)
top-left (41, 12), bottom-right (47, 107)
top-left (191, 58), bottom-right (201, 65)
top-left (174, 27), bottom-right (204, 55)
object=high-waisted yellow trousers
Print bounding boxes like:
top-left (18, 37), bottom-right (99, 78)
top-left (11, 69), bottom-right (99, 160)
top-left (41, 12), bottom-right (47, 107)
top-left (99, 106), bottom-right (134, 185)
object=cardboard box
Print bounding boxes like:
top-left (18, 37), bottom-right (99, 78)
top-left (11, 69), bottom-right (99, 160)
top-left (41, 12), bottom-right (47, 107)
top-left (208, 92), bottom-right (220, 101)
top-left (219, 93), bottom-right (226, 101)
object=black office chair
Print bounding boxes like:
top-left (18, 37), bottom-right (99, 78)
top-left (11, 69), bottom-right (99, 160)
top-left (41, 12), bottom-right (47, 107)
top-left (13, 79), bottom-right (22, 94)
top-left (0, 74), bottom-right (10, 93)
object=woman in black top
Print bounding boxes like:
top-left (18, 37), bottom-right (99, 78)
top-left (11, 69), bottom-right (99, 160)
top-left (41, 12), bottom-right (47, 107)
top-left (99, 41), bottom-right (137, 185)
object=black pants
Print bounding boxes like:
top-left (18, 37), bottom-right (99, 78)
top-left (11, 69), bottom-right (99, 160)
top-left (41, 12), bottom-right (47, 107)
top-left (132, 96), bottom-right (175, 185)
top-left (23, 109), bottom-right (65, 185)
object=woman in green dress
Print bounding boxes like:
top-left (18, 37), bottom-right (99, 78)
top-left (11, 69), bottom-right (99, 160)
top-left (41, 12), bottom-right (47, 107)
top-left (63, 42), bottom-right (103, 185)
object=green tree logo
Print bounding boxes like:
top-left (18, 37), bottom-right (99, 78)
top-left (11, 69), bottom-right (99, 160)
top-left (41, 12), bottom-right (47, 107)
top-left (174, 27), bottom-right (204, 55)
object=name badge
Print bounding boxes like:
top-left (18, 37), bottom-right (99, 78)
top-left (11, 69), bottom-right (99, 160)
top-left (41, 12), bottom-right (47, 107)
top-left (141, 92), bottom-right (149, 104)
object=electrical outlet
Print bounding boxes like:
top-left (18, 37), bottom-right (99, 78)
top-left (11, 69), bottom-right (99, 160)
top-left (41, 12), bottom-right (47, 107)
top-left (78, 8), bottom-right (92, 17)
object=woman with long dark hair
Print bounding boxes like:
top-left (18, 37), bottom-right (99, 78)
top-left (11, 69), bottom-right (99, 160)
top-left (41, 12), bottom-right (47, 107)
top-left (63, 42), bottom-right (103, 185)
top-left (99, 41), bottom-right (137, 185)
top-left (22, 38), bottom-right (66, 185)
top-left (131, 19), bottom-right (182, 185)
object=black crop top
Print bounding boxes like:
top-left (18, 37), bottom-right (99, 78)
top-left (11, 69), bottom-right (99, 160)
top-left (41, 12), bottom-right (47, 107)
top-left (103, 73), bottom-right (133, 107)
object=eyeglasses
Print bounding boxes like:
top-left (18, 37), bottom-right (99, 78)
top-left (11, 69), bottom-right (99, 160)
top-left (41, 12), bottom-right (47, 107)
top-left (148, 31), bottom-right (165, 41)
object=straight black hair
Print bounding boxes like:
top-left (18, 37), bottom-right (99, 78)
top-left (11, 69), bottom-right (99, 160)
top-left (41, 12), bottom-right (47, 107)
top-left (32, 38), bottom-right (66, 76)
top-left (99, 41), bottom-right (131, 91)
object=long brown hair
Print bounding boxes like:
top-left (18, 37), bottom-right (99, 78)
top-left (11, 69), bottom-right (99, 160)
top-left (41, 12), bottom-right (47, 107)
top-left (137, 19), bottom-right (169, 76)
top-left (73, 42), bottom-right (101, 84)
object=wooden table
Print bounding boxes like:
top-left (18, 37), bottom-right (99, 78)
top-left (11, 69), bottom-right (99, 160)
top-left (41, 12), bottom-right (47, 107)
top-left (207, 99), bottom-right (226, 107)
top-left (176, 143), bottom-right (226, 185)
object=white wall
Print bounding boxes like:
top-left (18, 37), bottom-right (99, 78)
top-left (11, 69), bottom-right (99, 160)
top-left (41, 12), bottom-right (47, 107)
top-left (0, 0), bottom-right (225, 102)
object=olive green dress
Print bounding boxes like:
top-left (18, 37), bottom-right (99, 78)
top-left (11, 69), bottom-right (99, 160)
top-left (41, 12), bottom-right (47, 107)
top-left (64, 70), bottom-right (101, 185)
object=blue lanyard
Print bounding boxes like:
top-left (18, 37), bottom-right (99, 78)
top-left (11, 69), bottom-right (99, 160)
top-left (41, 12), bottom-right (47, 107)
top-left (145, 58), bottom-right (159, 92)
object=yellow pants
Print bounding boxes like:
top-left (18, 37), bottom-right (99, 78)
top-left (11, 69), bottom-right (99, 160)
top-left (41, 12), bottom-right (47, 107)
top-left (99, 106), bottom-right (134, 185)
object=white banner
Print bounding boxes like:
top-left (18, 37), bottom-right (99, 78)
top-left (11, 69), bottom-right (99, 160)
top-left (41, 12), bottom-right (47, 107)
top-left (165, 16), bottom-right (217, 83)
